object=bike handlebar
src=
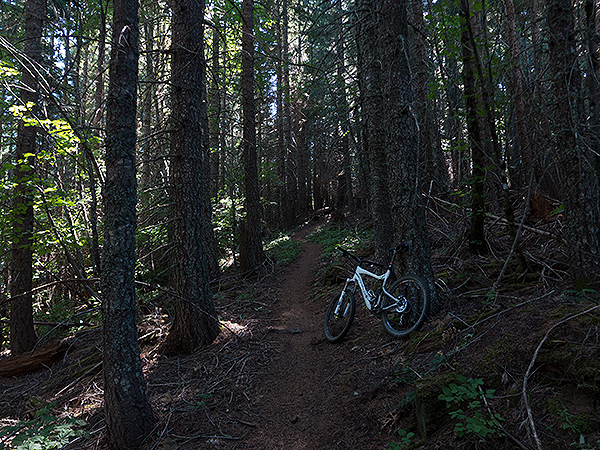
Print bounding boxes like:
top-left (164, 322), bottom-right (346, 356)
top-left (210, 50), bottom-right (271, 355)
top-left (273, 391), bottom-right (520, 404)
top-left (337, 247), bottom-right (360, 263)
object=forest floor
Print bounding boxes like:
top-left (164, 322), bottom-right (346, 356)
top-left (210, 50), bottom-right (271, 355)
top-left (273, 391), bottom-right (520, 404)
top-left (2, 205), bottom-right (600, 450)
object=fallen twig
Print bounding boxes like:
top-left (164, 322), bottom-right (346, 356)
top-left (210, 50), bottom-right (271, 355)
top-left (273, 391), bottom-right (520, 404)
top-left (423, 193), bottom-right (563, 242)
top-left (492, 171), bottom-right (534, 293)
top-left (522, 303), bottom-right (600, 450)
top-left (135, 280), bottom-right (243, 340)
top-left (478, 386), bottom-right (531, 450)
top-left (55, 362), bottom-right (102, 397)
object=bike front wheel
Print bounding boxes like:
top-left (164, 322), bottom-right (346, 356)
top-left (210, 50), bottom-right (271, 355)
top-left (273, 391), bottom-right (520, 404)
top-left (381, 276), bottom-right (428, 337)
top-left (324, 289), bottom-right (356, 343)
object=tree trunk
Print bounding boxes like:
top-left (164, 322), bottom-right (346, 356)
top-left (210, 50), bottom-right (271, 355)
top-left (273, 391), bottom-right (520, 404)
top-left (276, 2), bottom-right (287, 228)
top-left (295, 27), bottom-right (309, 219)
top-left (585, 0), bottom-right (600, 183)
top-left (296, 103), bottom-right (309, 218)
top-left (380, 0), bottom-right (436, 304)
top-left (460, 0), bottom-right (487, 255)
top-left (209, 24), bottom-right (222, 200)
top-left (102, 0), bottom-right (154, 445)
top-left (200, 41), bottom-right (220, 280)
top-left (10, 0), bottom-right (45, 355)
top-left (336, 0), bottom-right (355, 214)
top-left (239, 0), bottom-right (266, 272)
top-left (503, 0), bottom-right (533, 188)
top-left (139, 10), bottom-right (155, 194)
top-left (356, 0), bottom-right (394, 260)
top-left (282, 0), bottom-right (297, 228)
top-left (164, 0), bottom-right (220, 354)
top-left (546, 0), bottom-right (600, 284)
top-left (88, 0), bottom-right (106, 279)
top-left (411, 0), bottom-right (448, 195)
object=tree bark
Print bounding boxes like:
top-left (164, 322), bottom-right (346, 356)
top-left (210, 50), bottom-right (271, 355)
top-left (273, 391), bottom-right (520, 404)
top-left (336, 0), bottom-right (355, 213)
top-left (88, 0), bottom-right (106, 279)
top-left (102, 0), bottom-right (154, 445)
top-left (282, 0), bottom-right (298, 227)
top-left (585, 0), bottom-right (600, 183)
top-left (164, 0), bottom-right (220, 354)
top-left (239, 0), bottom-right (266, 272)
top-left (379, 0), bottom-right (436, 303)
top-left (356, 0), bottom-right (394, 260)
top-left (546, 0), bottom-right (600, 284)
top-left (209, 24), bottom-right (222, 199)
top-left (460, 0), bottom-right (487, 255)
top-left (276, 1), bottom-right (287, 228)
top-left (411, 0), bottom-right (448, 195)
top-left (10, 0), bottom-right (45, 355)
top-left (503, 0), bottom-right (534, 188)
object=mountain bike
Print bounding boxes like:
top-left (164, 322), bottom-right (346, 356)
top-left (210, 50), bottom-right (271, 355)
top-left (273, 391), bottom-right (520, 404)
top-left (324, 243), bottom-right (429, 343)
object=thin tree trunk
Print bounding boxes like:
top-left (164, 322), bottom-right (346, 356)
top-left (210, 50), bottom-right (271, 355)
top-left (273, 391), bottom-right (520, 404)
top-left (585, 0), bottom-right (600, 181)
top-left (140, 10), bottom-right (155, 193)
top-left (336, 0), bottom-right (355, 213)
top-left (282, 0), bottom-right (297, 227)
top-left (201, 38), bottom-right (220, 280)
top-left (88, 0), bottom-right (106, 279)
top-left (276, 1), bottom-right (286, 228)
top-left (209, 24), bottom-right (221, 200)
top-left (239, 0), bottom-right (266, 271)
top-left (411, 0), bottom-right (448, 194)
top-left (466, 0), bottom-right (525, 270)
top-left (296, 103), bottom-right (309, 218)
top-left (504, 0), bottom-right (533, 188)
top-left (102, 0), bottom-right (154, 444)
top-left (10, 0), bottom-right (45, 355)
top-left (460, 0), bottom-right (487, 255)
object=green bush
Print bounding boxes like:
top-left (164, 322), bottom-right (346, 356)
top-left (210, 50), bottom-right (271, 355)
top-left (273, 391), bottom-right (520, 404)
top-left (265, 234), bottom-right (302, 266)
top-left (307, 223), bottom-right (373, 258)
top-left (438, 375), bottom-right (504, 439)
top-left (0, 403), bottom-right (88, 450)
top-left (388, 429), bottom-right (415, 449)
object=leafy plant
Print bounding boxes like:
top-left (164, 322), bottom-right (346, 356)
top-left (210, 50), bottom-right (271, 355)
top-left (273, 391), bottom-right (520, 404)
top-left (0, 403), bottom-right (88, 449)
top-left (388, 429), bottom-right (415, 449)
top-left (393, 364), bottom-right (420, 385)
top-left (438, 375), bottom-right (504, 438)
top-left (558, 407), bottom-right (591, 435)
top-left (307, 223), bottom-right (373, 258)
top-left (191, 392), bottom-right (214, 410)
top-left (212, 195), bottom-right (244, 259)
top-left (265, 234), bottom-right (302, 266)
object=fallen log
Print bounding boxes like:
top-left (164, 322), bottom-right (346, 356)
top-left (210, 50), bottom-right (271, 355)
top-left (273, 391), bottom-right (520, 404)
top-left (0, 340), bottom-right (69, 377)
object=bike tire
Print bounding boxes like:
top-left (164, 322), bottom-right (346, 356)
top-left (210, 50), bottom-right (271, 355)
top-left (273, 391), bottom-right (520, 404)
top-left (381, 275), bottom-right (428, 338)
top-left (324, 289), bottom-right (356, 343)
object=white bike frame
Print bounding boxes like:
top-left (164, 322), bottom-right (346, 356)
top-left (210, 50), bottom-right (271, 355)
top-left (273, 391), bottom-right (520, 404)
top-left (341, 264), bottom-right (407, 313)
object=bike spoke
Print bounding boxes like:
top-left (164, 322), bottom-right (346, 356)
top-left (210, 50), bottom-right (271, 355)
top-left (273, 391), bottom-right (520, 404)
top-left (381, 276), bottom-right (428, 338)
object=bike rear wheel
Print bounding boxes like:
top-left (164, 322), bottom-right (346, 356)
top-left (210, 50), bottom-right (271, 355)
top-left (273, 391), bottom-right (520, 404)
top-left (381, 276), bottom-right (428, 337)
top-left (324, 289), bottom-right (356, 343)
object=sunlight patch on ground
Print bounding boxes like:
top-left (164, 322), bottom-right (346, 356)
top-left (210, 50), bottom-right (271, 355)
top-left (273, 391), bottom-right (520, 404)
top-left (220, 320), bottom-right (248, 336)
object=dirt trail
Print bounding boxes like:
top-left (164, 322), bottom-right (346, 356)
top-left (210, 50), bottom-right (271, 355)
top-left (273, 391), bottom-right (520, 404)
top-left (0, 221), bottom-right (401, 450)
top-left (240, 226), bottom-right (395, 450)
